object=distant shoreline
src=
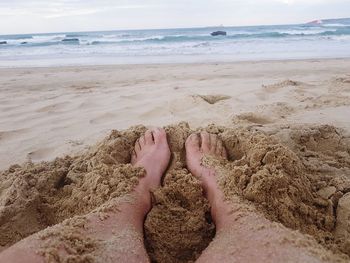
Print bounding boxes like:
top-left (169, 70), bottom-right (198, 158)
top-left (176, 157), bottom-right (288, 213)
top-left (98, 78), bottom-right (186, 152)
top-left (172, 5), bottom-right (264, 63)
top-left (1, 55), bottom-right (350, 69)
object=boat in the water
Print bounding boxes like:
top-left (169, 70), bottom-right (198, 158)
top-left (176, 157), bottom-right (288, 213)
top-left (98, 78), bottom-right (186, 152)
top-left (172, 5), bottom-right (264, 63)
top-left (211, 31), bottom-right (227, 36)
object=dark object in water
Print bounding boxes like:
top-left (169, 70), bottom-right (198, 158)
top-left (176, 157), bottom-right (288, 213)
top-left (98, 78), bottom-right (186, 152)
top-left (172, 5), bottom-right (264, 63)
top-left (21, 42), bottom-right (28, 44)
top-left (0, 41), bottom-right (7, 45)
top-left (211, 31), bottom-right (227, 36)
top-left (62, 38), bottom-right (79, 42)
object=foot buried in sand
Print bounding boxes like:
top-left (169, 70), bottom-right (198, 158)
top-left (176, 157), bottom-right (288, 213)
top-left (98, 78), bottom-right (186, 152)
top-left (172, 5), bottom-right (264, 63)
top-left (132, 128), bottom-right (171, 190)
top-left (185, 131), bottom-right (232, 231)
top-left (186, 131), bottom-right (328, 263)
top-left (131, 128), bottom-right (171, 213)
top-left (0, 128), bottom-right (345, 263)
top-left (0, 128), bottom-right (172, 263)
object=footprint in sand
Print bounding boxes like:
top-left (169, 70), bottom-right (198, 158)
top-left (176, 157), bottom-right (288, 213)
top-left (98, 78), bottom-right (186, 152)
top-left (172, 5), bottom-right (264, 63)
top-left (233, 112), bottom-right (273, 125)
top-left (26, 147), bottom-right (55, 162)
top-left (0, 128), bottom-right (31, 141)
top-left (139, 106), bottom-right (168, 118)
top-left (36, 102), bottom-right (70, 113)
top-left (336, 77), bottom-right (350, 84)
top-left (258, 102), bottom-right (296, 119)
top-left (89, 112), bottom-right (119, 125)
top-left (303, 94), bottom-right (350, 109)
top-left (67, 139), bottom-right (84, 147)
top-left (70, 83), bottom-right (100, 93)
top-left (262, 79), bottom-right (303, 93)
top-left (77, 100), bottom-right (99, 110)
top-left (192, 94), bottom-right (231, 105)
top-left (256, 79), bottom-right (312, 103)
top-left (120, 94), bottom-right (143, 100)
top-left (330, 77), bottom-right (350, 93)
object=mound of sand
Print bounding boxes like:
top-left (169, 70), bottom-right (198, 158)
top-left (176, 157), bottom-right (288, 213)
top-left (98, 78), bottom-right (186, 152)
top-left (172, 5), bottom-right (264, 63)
top-left (1, 123), bottom-right (350, 262)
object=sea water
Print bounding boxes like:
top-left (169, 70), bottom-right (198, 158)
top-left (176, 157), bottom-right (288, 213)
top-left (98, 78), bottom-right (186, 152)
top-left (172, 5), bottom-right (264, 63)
top-left (1, 18), bottom-right (350, 67)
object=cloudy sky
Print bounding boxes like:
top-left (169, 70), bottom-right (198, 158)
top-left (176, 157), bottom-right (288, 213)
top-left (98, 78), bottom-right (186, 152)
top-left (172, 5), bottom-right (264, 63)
top-left (1, 0), bottom-right (349, 34)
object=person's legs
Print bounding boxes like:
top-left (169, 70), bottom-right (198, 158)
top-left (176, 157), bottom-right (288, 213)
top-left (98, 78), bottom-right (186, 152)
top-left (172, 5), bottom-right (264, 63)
top-left (186, 132), bottom-right (326, 263)
top-left (0, 128), bottom-right (170, 263)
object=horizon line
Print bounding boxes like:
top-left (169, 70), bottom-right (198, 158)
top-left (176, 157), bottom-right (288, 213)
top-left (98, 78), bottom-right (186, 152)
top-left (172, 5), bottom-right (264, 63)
top-left (0, 16), bottom-right (349, 36)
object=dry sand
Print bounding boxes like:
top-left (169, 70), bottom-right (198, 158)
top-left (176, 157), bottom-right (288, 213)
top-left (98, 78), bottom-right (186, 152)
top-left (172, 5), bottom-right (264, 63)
top-left (1, 58), bottom-right (350, 170)
top-left (0, 59), bottom-right (350, 262)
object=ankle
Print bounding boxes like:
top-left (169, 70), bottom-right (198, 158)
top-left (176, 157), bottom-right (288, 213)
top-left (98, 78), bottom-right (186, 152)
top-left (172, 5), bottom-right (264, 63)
top-left (104, 189), bottom-right (151, 233)
top-left (206, 189), bottom-right (232, 231)
top-left (199, 169), bottom-right (232, 231)
top-left (133, 185), bottom-right (152, 216)
top-left (210, 202), bottom-right (231, 230)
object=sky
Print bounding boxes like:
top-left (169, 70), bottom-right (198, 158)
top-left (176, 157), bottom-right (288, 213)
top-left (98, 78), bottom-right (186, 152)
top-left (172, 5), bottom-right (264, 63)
top-left (0, 0), bottom-right (350, 34)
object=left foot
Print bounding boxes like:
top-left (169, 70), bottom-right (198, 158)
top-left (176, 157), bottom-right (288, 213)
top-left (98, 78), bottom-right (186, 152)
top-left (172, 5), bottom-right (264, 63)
top-left (131, 128), bottom-right (171, 213)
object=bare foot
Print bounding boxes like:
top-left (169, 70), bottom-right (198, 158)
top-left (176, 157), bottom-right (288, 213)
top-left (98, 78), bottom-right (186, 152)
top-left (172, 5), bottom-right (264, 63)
top-left (185, 131), bottom-right (231, 230)
top-left (0, 129), bottom-right (171, 263)
top-left (131, 128), bottom-right (171, 213)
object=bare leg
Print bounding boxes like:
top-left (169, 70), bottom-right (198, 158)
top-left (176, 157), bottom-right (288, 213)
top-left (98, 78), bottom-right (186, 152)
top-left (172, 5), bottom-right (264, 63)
top-left (0, 128), bottom-right (170, 263)
top-left (186, 131), bottom-right (326, 263)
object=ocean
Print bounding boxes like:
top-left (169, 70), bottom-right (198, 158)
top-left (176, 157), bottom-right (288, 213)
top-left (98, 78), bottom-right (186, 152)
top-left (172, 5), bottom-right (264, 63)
top-left (1, 18), bottom-right (350, 67)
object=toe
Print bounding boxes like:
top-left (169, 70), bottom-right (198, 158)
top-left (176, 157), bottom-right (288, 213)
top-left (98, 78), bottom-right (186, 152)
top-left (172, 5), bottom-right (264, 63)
top-left (218, 138), bottom-right (228, 159)
top-left (152, 128), bottom-right (167, 144)
top-left (145, 130), bottom-right (154, 145)
top-left (216, 139), bottom-right (223, 157)
top-left (134, 139), bottom-right (141, 154)
top-left (131, 149), bottom-right (137, 164)
top-left (200, 131), bottom-right (211, 152)
top-left (221, 146), bottom-right (228, 159)
top-left (209, 134), bottom-right (218, 154)
top-left (139, 135), bottom-right (146, 147)
top-left (185, 133), bottom-right (201, 152)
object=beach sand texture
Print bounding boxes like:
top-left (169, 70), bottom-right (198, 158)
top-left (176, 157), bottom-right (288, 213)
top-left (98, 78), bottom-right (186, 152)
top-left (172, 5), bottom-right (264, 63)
top-left (1, 59), bottom-right (350, 262)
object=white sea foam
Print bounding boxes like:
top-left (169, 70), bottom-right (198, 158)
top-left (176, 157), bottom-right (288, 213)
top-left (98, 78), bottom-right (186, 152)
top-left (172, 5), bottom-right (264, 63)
top-left (0, 23), bottom-right (350, 67)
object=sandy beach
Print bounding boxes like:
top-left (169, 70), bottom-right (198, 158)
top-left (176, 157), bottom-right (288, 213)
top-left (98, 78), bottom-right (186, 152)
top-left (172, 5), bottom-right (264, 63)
top-left (1, 58), bottom-right (350, 262)
top-left (1, 58), bottom-right (350, 170)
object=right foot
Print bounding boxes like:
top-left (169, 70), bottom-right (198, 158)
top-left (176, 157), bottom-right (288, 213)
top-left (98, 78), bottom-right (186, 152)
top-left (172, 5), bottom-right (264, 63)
top-left (185, 131), bottom-right (231, 230)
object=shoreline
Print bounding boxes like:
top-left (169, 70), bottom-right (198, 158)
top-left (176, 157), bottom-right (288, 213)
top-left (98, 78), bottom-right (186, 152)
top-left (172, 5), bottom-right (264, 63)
top-left (1, 56), bottom-right (350, 69)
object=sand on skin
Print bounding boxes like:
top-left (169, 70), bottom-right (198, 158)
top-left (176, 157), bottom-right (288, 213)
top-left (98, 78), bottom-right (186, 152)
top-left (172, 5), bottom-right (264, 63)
top-left (1, 123), bottom-right (350, 262)
top-left (0, 59), bottom-right (350, 262)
